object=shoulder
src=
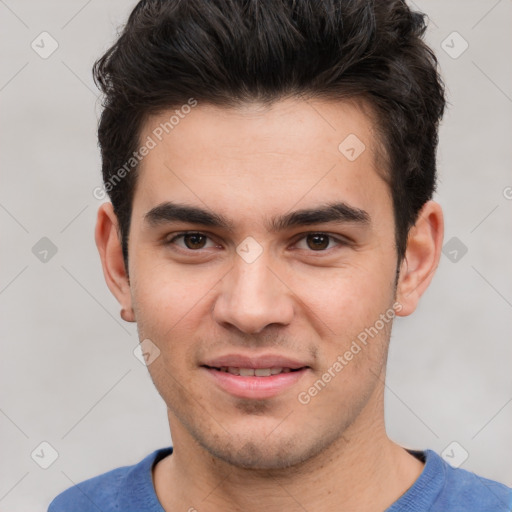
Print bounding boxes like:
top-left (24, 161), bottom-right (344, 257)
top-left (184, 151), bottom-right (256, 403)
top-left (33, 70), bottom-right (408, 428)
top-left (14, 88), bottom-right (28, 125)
top-left (389, 449), bottom-right (512, 511)
top-left (47, 447), bottom-right (173, 512)
top-left (433, 451), bottom-right (512, 511)
top-left (48, 465), bottom-right (126, 511)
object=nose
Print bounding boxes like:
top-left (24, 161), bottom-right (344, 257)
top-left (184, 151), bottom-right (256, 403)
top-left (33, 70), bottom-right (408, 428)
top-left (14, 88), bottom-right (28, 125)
top-left (212, 253), bottom-right (294, 335)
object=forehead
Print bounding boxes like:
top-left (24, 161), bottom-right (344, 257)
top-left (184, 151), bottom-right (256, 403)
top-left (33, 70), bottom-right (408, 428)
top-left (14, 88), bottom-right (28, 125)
top-left (140, 96), bottom-right (381, 163)
top-left (132, 97), bottom-right (390, 227)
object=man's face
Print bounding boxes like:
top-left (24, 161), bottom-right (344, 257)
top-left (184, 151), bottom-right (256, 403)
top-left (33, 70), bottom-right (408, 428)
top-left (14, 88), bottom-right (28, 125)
top-left (127, 98), bottom-right (400, 469)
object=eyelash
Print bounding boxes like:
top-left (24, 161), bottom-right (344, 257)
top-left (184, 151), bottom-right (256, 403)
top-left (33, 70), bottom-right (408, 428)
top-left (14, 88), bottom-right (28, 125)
top-left (165, 231), bottom-right (348, 254)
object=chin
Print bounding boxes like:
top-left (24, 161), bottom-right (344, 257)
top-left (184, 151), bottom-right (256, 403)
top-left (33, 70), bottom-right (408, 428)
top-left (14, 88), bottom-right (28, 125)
top-left (197, 429), bottom-right (336, 472)
top-left (212, 440), bottom-right (304, 470)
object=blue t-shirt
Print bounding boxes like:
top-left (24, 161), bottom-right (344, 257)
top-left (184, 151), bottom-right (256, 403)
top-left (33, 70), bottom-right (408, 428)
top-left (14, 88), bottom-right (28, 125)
top-left (48, 447), bottom-right (512, 511)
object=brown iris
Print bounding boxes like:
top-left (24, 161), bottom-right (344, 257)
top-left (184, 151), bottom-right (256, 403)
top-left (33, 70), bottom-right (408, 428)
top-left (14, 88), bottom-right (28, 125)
top-left (183, 233), bottom-right (208, 250)
top-left (306, 234), bottom-right (330, 250)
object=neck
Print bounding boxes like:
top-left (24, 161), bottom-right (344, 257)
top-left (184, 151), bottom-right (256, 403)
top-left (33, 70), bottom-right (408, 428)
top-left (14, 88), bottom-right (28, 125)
top-left (153, 396), bottom-right (424, 511)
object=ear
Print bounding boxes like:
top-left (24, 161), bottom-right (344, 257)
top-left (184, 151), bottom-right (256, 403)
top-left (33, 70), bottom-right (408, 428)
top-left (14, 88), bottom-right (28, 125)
top-left (395, 200), bottom-right (444, 317)
top-left (94, 202), bottom-right (135, 322)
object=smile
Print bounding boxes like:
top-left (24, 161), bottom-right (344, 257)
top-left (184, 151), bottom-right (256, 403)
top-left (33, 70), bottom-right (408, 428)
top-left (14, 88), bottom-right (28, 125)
top-left (202, 365), bottom-right (310, 399)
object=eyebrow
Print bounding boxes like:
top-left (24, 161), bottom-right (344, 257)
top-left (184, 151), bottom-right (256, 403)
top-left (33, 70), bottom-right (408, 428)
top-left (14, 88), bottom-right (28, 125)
top-left (144, 201), bottom-right (370, 232)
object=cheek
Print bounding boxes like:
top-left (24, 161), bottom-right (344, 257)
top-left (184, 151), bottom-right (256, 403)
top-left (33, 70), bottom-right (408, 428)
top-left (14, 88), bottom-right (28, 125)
top-left (131, 258), bottom-right (218, 331)
top-left (288, 261), bottom-right (394, 335)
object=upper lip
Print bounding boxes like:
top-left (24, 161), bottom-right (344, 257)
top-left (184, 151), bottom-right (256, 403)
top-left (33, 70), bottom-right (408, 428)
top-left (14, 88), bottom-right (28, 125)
top-left (201, 354), bottom-right (310, 370)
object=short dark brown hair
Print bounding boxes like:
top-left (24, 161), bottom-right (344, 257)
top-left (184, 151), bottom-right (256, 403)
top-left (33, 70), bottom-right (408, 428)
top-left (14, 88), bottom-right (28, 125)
top-left (93, 0), bottom-right (445, 269)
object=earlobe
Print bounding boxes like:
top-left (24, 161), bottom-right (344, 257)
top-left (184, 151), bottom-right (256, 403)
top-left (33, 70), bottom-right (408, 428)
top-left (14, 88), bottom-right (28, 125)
top-left (395, 201), bottom-right (444, 317)
top-left (120, 307), bottom-right (135, 322)
top-left (95, 203), bottom-right (136, 322)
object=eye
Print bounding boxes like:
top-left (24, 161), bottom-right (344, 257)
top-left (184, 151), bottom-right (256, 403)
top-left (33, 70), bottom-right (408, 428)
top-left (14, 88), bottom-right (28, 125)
top-left (166, 232), bottom-right (218, 251)
top-left (295, 233), bottom-right (345, 252)
top-left (165, 231), bottom-right (348, 254)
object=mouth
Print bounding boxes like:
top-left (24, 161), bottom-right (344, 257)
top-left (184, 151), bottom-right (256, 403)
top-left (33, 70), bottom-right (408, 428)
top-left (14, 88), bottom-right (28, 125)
top-left (200, 359), bottom-right (311, 399)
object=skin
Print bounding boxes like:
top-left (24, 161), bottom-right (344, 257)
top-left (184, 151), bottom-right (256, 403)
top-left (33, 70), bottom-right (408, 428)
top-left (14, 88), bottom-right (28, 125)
top-left (95, 97), bottom-right (444, 511)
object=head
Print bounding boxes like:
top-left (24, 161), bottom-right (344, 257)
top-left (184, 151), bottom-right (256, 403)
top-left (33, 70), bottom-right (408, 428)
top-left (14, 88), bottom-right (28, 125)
top-left (94, 0), bottom-right (445, 470)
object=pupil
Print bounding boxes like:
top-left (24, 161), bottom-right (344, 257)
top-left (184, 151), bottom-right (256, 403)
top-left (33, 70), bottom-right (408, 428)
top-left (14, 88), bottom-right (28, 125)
top-left (307, 234), bottom-right (329, 250)
top-left (185, 234), bottom-right (206, 249)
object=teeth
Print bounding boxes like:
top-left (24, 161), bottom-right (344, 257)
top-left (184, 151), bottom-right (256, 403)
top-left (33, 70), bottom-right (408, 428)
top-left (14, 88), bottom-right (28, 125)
top-left (216, 367), bottom-right (294, 376)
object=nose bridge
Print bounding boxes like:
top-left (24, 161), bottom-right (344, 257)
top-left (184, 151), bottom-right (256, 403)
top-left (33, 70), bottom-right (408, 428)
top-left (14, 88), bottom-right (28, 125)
top-left (233, 254), bottom-right (274, 301)
top-left (213, 249), bottom-right (293, 333)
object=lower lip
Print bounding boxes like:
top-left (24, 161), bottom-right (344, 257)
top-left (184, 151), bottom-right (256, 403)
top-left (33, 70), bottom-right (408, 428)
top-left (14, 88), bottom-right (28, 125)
top-left (202, 367), bottom-right (309, 399)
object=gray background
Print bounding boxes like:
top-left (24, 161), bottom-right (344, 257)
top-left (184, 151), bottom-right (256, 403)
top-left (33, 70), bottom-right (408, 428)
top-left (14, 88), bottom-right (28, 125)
top-left (1, 0), bottom-right (511, 510)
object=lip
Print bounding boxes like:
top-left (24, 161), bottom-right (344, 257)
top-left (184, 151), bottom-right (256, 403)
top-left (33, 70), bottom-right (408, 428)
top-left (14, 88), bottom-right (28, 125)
top-left (202, 366), bottom-right (310, 399)
top-left (200, 353), bottom-right (311, 400)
